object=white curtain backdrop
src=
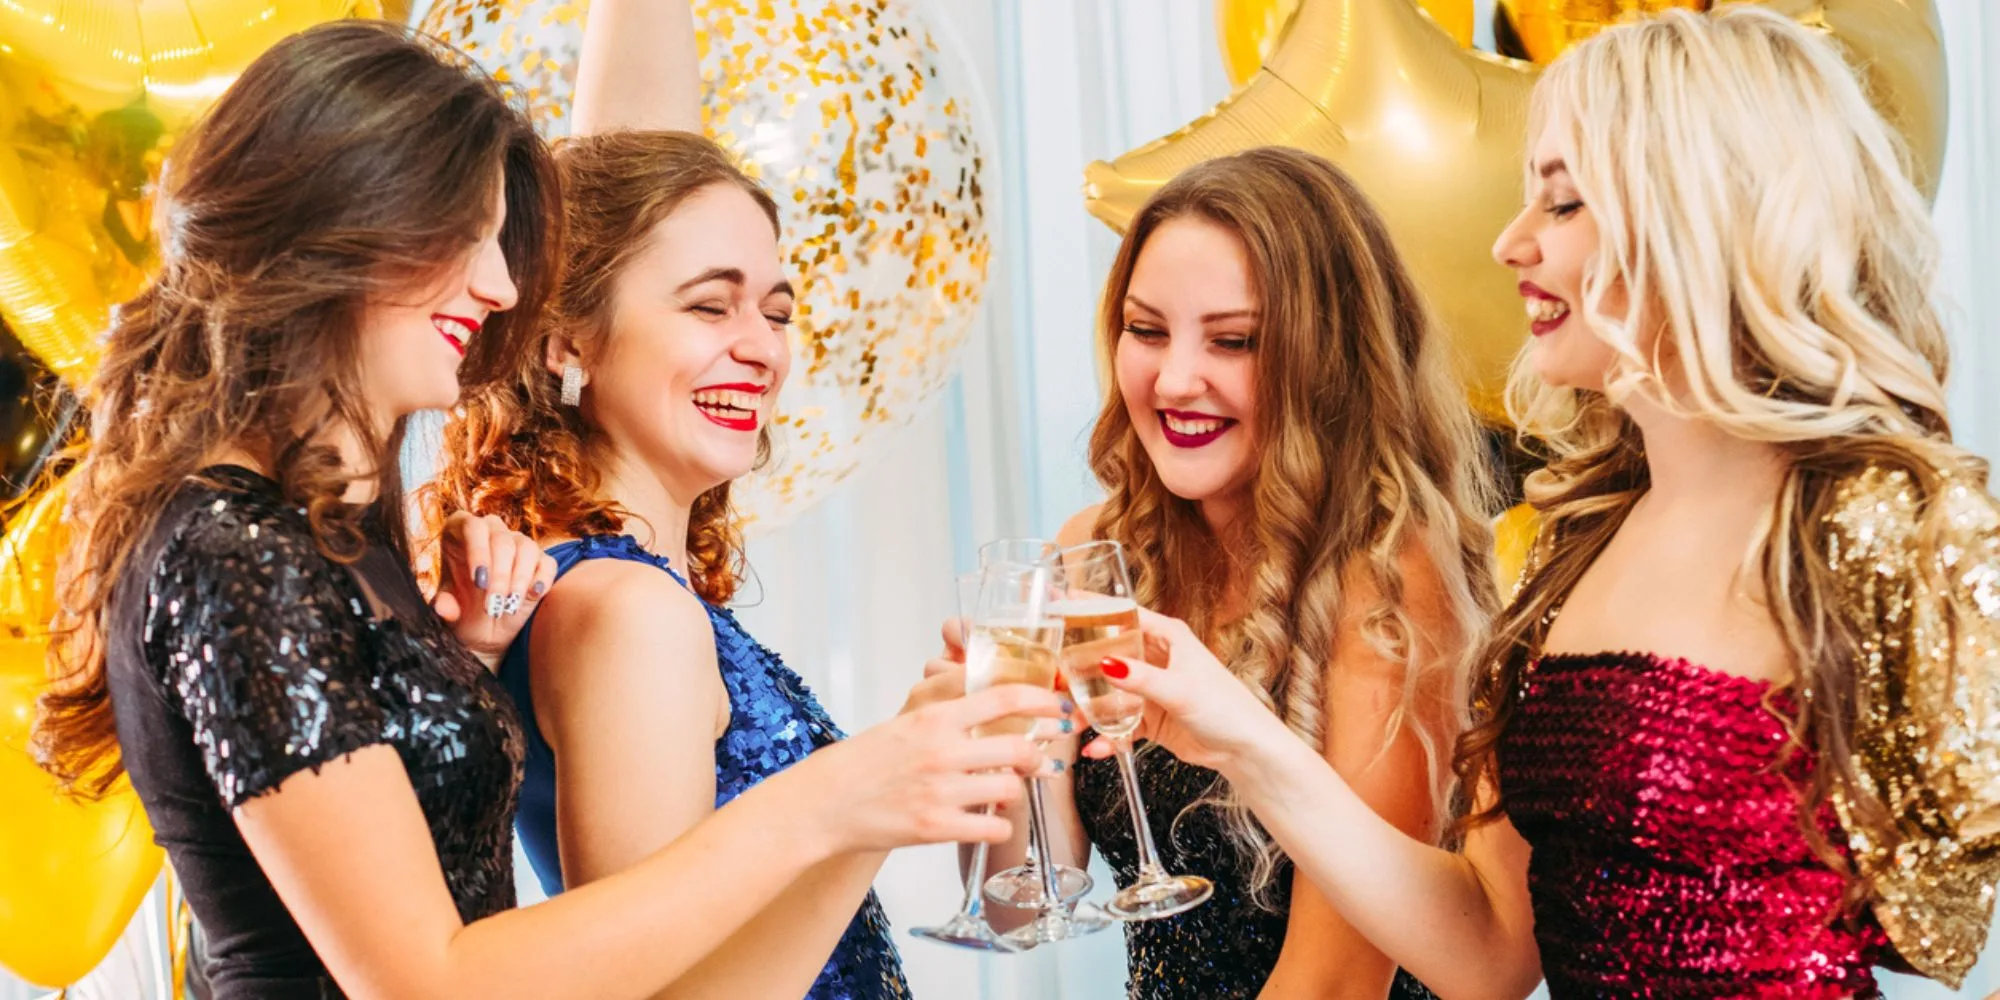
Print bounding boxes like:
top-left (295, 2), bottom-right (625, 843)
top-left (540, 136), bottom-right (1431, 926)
top-left (8, 1), bottom-right (1998, 997)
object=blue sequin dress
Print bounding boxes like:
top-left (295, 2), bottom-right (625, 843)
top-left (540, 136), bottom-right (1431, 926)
top-left (499, 534), bottom-right (909, 999)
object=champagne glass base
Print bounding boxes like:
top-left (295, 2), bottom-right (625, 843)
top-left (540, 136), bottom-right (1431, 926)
top-left (983, 862), bottom-right (1092, 910)
top-left (909, 916), bottom-right (1026, 953)
top-left (1108, 875), bottom-right (1214, 922)
top-left (1001, 900), bottom-right (1116, 947)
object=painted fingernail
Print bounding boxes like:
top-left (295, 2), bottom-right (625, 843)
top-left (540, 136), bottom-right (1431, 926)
top-left (484, 592), bottom-right (505, 618)
top-left (1050, 759), bottom-right (1066, 774)
top-left (1058, 718), bottom-right (1075, 735)
top-left (473, 566), bottom-right (489, 590)
top-left (530, 580), bottom-right (548, 597)
top-left (1100, 657), bottom-right (1128, 680)
top-left (1059, 697), bottom-right (1076, 715)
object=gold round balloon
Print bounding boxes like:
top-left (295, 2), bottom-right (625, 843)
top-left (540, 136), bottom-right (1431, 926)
top-left (1492, 501), bottom-right (1540, 591)
top-left (1104, 0), bottom-right (1947, 423)
top-left (0, 649), bottom-right (165, 989)
top-left (423, 0), bottom-right (992, 535)
top-left (1497, 0), bottom-right (1706, 65)
top-left (0, 478), bottom-right (66, 640)
top-left (0, 0), bottom-right (391, 385)
top-left (1219, 0), bottom-right (1475, 85)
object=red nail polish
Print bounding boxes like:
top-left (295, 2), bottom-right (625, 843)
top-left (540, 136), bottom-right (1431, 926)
top-left (1100, 657), bottom-right (1128, 680)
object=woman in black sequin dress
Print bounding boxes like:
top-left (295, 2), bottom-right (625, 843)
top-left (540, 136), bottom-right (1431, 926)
top-left (963, 148), bottom-right (1499, 999)
top-left (32, 21), bottom-right (1059, 1000)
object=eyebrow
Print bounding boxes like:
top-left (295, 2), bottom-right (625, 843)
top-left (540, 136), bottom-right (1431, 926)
top-left (1537, 158), bottom-right (1570, 179)
top-left (676, 267), bottom-right (795, 300)
top-left (1125, 293), bottom-right (1257, 323)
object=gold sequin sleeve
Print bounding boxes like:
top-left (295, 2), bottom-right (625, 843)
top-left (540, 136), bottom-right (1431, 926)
top-left (1826, 464), bottom-right (2000, 987)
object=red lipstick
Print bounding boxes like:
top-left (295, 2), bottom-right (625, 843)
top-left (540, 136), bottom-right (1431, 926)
top-left (1157, 409), bottom-right (1235, 448)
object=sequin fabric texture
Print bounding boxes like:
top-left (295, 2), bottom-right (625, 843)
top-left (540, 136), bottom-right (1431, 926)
top-left (109, 466), bottom-right (523, 994)
top-left (1073, 738), bottom-right (1437, 1000)
top-left (1823, 465), bottom-right (2000, 985)
top-left (1498, 651), bottom-right (1887, 998)
top-left (500, 534), bottom-right (909, 1000)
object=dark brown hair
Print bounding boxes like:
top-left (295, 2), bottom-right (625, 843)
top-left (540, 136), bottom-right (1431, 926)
top-left (430, 130), bottom-right (779, 604)
top-left (36, 20), bottom-right (561, 796)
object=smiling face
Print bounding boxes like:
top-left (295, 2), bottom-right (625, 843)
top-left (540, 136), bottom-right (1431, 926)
top-left (568, 181), bottom-right (794, 501)
top-left (356, 179), bottom-right (518, 428)
top-left (1492, 123), bottom-right (1626, 394)
top-left (1114, 216), bottom-right (1261, 506)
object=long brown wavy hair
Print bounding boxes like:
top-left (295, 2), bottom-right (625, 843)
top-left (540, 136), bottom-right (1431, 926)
top-left (1454, 9), bottom-right (1975, 895)
top-left (1088, 147), bottom-right (1501, 903)
top-left (428, 131), bottom-right (777, 604)
top-left (35, 20), bottom-right (561, 796)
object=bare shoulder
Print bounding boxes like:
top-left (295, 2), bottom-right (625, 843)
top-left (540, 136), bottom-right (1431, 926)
top-left (1056, 504), bottom-right (1106, 549)
top-left (530, 558), bottom-right (720, 698)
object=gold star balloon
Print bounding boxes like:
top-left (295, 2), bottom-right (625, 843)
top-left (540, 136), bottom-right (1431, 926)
top-left (1092, 0), bottom-right (1946, 423)
top-left (422, 0), bottom-right (991, 535)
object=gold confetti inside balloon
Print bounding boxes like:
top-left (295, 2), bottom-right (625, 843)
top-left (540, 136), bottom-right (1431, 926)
top-left (0, 0), bottom-right (395, 385)
top-left (423, 0), bottom-right (991, 534)
top-left (1102, 0), bottom-right (1946, 423)
top-left (1219, 0), bottom-right (1474, 84)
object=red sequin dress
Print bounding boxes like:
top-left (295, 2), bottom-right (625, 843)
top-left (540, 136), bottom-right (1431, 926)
top-left (1497, 650), bottom-right (1890, 998)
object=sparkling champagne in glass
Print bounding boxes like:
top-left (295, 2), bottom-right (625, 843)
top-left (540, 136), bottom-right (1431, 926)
top-left (1051, 540), bottom-right (1213, 921)
top-left (908, 574), bottom-right (1032, 953)
top-left (970, 547), bottom-right (1111, 945)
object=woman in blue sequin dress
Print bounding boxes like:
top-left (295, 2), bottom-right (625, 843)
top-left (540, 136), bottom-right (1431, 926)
top-left (430, 4), bottom-right (943, 997)
top-left (961, 147), bottom-right (1498, 999)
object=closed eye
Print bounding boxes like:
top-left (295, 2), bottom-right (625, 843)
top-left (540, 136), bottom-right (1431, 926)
top-left (1122, 324), bottom-right (1167, 342)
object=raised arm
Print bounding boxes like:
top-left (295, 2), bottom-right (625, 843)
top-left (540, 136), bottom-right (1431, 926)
top-left (533, 559), bottom-right (891, 999)
top-left (571, 0), bottom-right (702, 136)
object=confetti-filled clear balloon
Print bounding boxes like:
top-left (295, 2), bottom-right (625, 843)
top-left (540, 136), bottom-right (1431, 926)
top-left (422, 0), bottom-right (990, 534)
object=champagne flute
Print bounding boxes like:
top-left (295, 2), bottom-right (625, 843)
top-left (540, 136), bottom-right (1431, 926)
top-left (976, 540), bottom-right (1092, 911)
top-left (965, 557), bottom-right (1111, 945)
top-left (1049, 540), bottom-right (1213, 921)
top-left (908, 573), bottom-right (1026, 953)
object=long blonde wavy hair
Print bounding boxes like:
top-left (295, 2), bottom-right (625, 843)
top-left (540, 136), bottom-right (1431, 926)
top-left (1457, 8), bottom-right (1981, 888)
top-left (1088, 147), bottom-right (1501, 903)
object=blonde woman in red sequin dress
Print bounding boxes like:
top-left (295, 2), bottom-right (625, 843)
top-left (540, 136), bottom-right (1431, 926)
top-left (1084, 7), bottom-right (2000, 999)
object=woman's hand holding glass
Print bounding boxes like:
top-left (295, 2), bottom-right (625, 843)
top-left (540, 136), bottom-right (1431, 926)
top-left (1078, 608), bottom-right (1289, 777)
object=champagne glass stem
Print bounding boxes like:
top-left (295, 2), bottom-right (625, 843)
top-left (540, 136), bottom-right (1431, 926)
top-left (1027, 776), bottom-right (1063, 903)
top-left (1114, 740), bottom-right (1170, 880)
top-left (958, 819), bottom-right (993, 918)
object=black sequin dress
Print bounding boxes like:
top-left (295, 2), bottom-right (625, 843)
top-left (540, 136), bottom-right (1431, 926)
top-left (105, 466), bottom-right (524, 999)
top-left (1074, 737), bottom-right (1438, 1000)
